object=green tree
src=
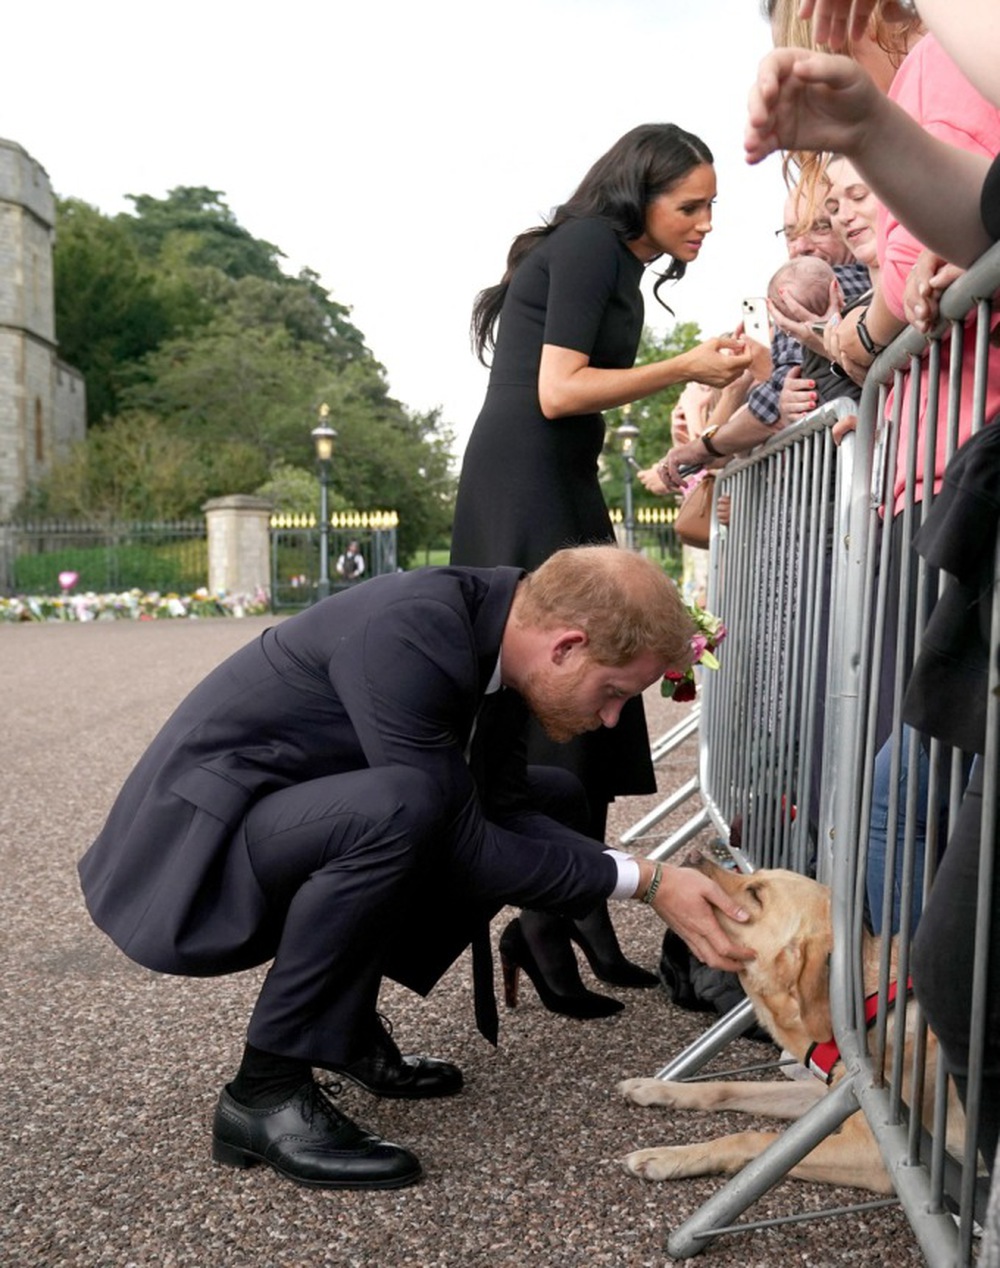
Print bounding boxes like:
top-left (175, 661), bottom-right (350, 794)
top-left (119, 318), bottom-right (328, 473)
top-left (53, 199), bottom-right (190, 423)
top-left (18, 412), bottom-right (209, 521)
top-left (600, 321), bottom-right (702, 510)
top-left (255, 463), bottom-right (343, 517)
top-left (42, 184), bottom-right (457, 561)
top-left (124, 186), bottom-right (286, 281)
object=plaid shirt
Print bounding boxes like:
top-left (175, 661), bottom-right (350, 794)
top-left (747, 261), bottom-right (871, 425)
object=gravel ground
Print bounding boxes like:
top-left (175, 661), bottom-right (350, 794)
top-left (0, 617), bottom-right (929, 1266)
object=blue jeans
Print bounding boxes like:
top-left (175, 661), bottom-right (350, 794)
top-left (866, 727), bottom-right (934, 936)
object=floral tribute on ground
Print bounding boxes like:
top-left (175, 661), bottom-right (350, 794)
top-left (661, 604), bottom-right (726, 703)
top-left (0, 587), bottom-right (271, 623)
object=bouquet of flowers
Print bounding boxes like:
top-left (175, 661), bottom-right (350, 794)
top-left (661, 604), bottom-right (726, 702)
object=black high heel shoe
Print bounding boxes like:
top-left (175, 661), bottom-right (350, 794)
top-left (498, 917), bottom-right (624, 1020)
top-left (568, 907), bottom-right (660, 988)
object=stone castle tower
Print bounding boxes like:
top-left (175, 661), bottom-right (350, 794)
top-left (0, 137), bottom-right (86, 518)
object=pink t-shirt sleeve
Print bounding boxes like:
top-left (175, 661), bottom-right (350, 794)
top-left (878, 35), bottom-right (1000, 320)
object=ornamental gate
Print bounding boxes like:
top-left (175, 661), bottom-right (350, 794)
top-left (269, 510), bottom-right (399, 610)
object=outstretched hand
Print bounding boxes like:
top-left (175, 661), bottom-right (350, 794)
top-left (650, 866), bottom-right (755, 974)
top-left (680, 336), bottom-right (754, 388)
top-left (637, 464), bottom-right (670, 496)
top-left (745, 48), bottom-right (879, 166)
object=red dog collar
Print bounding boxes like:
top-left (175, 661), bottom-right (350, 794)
top-left (804, 978), bottom-right (912, 1084)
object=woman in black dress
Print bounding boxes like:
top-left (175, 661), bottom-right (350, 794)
top-left (451, 123), bottom-right (752, 1017)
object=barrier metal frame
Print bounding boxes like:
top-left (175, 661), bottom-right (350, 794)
top-left (646, 244), bottom-right (1000, 1263)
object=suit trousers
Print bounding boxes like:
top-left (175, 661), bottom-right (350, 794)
top-left (237, 762), bottom-right (595, 1066)
top-left (241, 765), bottom-right (442, 1066)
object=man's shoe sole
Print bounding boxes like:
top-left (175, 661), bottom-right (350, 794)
top-left (212, 1136), bottom-right (423, 1189)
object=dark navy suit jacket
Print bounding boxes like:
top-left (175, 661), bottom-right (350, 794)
top-left (78, 566), bottom-right (618, 997)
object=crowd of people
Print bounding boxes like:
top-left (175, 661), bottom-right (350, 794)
top-left (76, 3), bottom-right (1000, 1260)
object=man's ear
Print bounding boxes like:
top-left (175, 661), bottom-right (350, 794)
top-left (551, 630), bottom-right (588, 664)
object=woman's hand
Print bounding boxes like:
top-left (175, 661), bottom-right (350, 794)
top-left (832, 413), bottom-right (857, 445)
top-left (677, 337), bottom-right (754, 388)
top-left (823, 310), bottom-right (869, 385)
top-left (778, 366), bottom-right (818, 425)
top-left (745, 48), bottom-right (882, 165)
top-left (768, 279), bottom-right (840, 357)
top-left (637, 465), bottom-right (670, 496)
top-left (732, 323), bottom-right (773, 381)
top-left (904, 251), bottom-right (965, 334)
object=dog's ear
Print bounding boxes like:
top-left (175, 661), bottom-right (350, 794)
top-left (765, 936), bottom-right (833, 1041)
top-left (794, 934), bottom-right (833, 1042)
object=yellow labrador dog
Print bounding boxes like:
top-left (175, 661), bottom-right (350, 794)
top-left (619, 855), bottom-right (963, 1194)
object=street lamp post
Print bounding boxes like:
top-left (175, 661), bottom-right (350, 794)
top-left (311, 403), bottom-right (338, 600)
top-left (616, 406), bottom-right (640, 552)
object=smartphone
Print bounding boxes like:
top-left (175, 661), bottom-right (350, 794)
top-left (741, 296), bottom-right (771, 346)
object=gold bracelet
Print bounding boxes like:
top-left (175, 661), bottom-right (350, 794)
top-left (640, 861), bottom-right (664, 905)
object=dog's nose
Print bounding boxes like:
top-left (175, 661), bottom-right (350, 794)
top-left (683, 850), bottom-right (709, 869)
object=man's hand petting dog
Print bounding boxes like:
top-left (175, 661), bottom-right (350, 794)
top-left (637, 860), bottom-right (755, 974)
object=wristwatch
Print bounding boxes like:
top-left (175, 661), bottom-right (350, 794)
top-left (856, 308), bottom-right (884, 358)
top-left (700, 423), bottom-right (723, 458)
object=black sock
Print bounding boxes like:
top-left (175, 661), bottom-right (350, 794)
top-left (228, 1043), bottom-right (313, 1108)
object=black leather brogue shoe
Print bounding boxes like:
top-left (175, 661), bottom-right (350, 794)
top-left (212, 1081), bottom-right (422, 1189)
top-left (327, 1017), bottom-right (464, 1099)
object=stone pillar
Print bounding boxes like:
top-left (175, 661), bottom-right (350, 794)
top-left (203, 495), bottom-right (273, 601)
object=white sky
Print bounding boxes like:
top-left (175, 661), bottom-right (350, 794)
top-left (3, 0), bottom-right (789, 459)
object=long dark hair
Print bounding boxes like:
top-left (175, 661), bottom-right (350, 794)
top-left (470, 122), bottom-right (714, 364)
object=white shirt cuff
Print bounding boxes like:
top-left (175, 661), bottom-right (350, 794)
top-left (604, 849), bottom-right (641, 901)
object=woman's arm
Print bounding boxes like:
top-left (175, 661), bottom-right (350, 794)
top-left (746, 49), bottom-right (993, 266)
top-left (537, 338), bottom-right (752, 419)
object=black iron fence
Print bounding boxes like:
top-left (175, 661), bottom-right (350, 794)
top-left (0, 520), bottom-right (207, 596)
top-left (609, 503), bottom-right (683, 569)
top-left (1, 511), bottom-right (402, 610)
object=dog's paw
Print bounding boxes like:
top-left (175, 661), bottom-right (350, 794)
top-left (618, 1077), bottom-right (677, 1107)
top-left (622, 1146), bottom-right (685, 1181)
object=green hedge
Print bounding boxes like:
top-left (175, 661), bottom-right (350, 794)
top-left (12, 539), bottom-right (208, 595)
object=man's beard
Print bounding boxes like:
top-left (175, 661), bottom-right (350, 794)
top-left (520, 662), bottom-right (601, 743)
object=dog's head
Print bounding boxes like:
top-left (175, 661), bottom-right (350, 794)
top-left (687, 853), bottom-right (834, 1050)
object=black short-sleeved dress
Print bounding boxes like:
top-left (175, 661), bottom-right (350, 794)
top-left (451, 217), bottom-right (657, 803)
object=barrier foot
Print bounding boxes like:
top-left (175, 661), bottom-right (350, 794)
top-left (664, 1076), bottom-right (861, 1260)
top-left (654, 998), bottom-right (758, 1081)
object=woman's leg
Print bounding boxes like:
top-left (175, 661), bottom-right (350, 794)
top-left (912, 760), bottom-right (1000, 1171)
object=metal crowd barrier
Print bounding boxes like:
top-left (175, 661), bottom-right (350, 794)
top-left (619, 703), bottom-right (706, 855)
top-left (639, 398), bottom-right (861, 1081)
top-left (659, 243), bottom-right (1000, 1264)
top-left (621, 398), bottom-right (858, 874)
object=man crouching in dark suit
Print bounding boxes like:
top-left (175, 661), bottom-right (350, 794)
top-left (78, 544), bottom-right (753, 1191)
